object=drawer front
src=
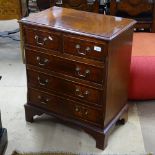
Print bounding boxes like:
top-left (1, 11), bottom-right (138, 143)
top-left (28, 88), bottom-right (63, 114)
top-left (23, 27), bottom-right (61, 51)
top-left (63, 35), bottom-right (107, 60)
top-left (25, 49), bottom-right (105, 84)
top-left (27, 69), bottom-right (103, 105)
top-left (28, 88), bottom-right (103, 126)
top-left (65, 102), bottom-right (102, 125)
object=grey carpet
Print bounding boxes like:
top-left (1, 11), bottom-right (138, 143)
top-left (137, 101), bottom-right (155, 154)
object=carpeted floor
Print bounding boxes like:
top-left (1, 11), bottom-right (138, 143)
top-left (0, 19), bottom-right (155, 155)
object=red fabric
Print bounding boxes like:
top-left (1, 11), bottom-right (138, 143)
top-left (128, 56), bottom-right (155, 100)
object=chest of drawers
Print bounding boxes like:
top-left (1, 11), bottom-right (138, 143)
top-left (20, 7), bottom-right (136, 150)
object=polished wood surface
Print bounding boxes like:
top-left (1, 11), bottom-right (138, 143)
top-left (21, 6), bottom-right (135, 40)
top-left (27, 69), bottom-right (103, 106)
top-left (25, 49), bottom-right (105, 84)
top-left (24, 26), bottom-right (61, 51)
top-left (63, 34), bottom-right (107, 61)
top-left (20, 7), bottom-right (135, 150)
top-left (28, 88), bottom-right (103, 126)
top-left (104, 27), bottom-right (133, 126)
top-left (110, 0), bottom-right (155, 32)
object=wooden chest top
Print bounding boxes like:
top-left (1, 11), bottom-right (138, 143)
top-left (20, 6), bottom-right (136, 40)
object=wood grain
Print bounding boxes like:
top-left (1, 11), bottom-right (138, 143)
top-left (20, 7), bottom-right (135, 150)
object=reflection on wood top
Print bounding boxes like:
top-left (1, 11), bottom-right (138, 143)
top-left (20, 6), bottom-right (136, 40)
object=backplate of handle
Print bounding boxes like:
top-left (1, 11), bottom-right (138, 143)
top-left (38, 95), bottom-right (49, 105)
top-left (35, 35), bottom-right (48, 46)
top-left (76, 67), bottom-right (90, 78)
top-left (37, 76), bottom-right (48, 86)
top-left (36, 56), bottom-right (49, 66)
top-left (34, 35), bottom-right (53, 46)
top-left (75, 44), bottom-right (91, 56)
top-left (75, 87), bottom-right (89, 98)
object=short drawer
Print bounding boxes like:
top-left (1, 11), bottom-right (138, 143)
top-left (28, 88), bottom-right (63, 115)
top-left (23, 26), bottom-right (61, 51)
top-left (27, 69), bottom-right (103, 106)
top-left (25, 49), bottom-right (105, 84)
top-left (28, 88), bottom-right (103, 126)
top-left (63, 35), bottom-right (107, 61)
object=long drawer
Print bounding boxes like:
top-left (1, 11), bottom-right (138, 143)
top-left (28, 88), bottom-right (103, 126)
top-left (23, 26), bottom-right (62, 51)
top-left (27, 69), bottom-right (103, 106)
top-left (25, 49), bottom-right (105, 84)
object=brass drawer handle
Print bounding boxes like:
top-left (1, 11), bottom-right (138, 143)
top-left (35, 35), bottom-right (48, 46)
top-left (75, 106), bottom-right (81, 114)
top-left (38, 95), bottom-right (49, 105)
top-left (76, 67), bottom-right (90, 78)
top-left (75, 88), bottom-right (89, 98)
top-left (74, 106), bottom-right (89, 116)
top-left (38, 76), bottom-right (48, 86)
top-left (75, 44), bottom-right (91, 56)
top-left (84, 110), bottom-right (88, 115)
top-left (75, 106), bottom-right (79, 112)
top-left (36, 56), bottom-right (49, 66)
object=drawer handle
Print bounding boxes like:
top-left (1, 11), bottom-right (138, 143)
top-left (38, 77), bottom-right (48, 86)
top-left (76, 44), bottom-right (91, 56)
top-left (35, 35), bottom-right (48, 46)
top-left (36, 56), bottom-right (49, 66)
top-left (84, 110), bottom-right (88, 115)
top-left (75, 88), bottom-right (89, 98)
top-left (76, 67), bottom-right (90, 78)
top-left (75, 107), bottom-right (79, 112)
top-left (38, 95), bottom-right (49, 105)
top-left (75, 106), bottom-right (89, 116)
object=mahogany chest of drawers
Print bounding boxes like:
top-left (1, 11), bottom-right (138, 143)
top-left (20, 7), bottom-right (136, 150)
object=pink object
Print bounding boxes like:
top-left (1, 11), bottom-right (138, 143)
top-left (128, 33), bottom-right (155, 100)
top-left (132, 33), bottom-right (155, 56)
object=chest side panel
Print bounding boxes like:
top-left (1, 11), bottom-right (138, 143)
top-left (104, 27), bottom-right (134, 127)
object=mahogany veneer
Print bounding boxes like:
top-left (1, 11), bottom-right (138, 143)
top-left (110, 0), bottom-right (155, 32)
top-left (20, 7), bottom-right (136, 150)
